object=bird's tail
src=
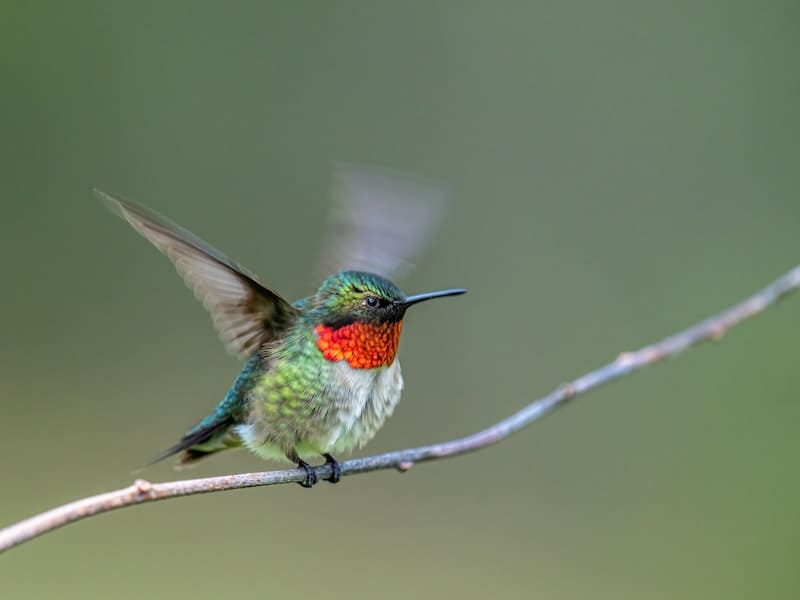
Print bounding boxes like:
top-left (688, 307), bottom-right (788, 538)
top-left (148, 358), bottom-right (256, 468)
top-left (149, 416), bottom-right (236, 468)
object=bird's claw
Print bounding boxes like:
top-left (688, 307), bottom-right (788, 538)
top-left (323, 453), bottom-right (341, 484)
top-left (296, 459), bottom-right (318, 488)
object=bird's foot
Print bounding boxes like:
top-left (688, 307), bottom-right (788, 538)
top-left (296, 459), bottom-right (318, 488)
top-left (323, 453), bottom-right (341, 484)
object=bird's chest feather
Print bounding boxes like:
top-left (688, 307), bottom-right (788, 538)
top-left (243, 326), bottom-right (404, 455)
top-left (325, 358), bottom-right (404, 452)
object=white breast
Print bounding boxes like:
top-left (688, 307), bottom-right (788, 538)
top-left (326, 358), bottom-right (404, 454)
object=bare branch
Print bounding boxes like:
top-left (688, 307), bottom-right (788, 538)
top-left (2, 265), bottom-right (799, 554)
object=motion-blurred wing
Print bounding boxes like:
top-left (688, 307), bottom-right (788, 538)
top-left (319, 163), bottom-right (451, 281)
top-left (97, 190), bottom-right (299, 359)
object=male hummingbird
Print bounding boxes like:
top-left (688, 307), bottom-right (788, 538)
top-left (97, 168), bottom-right (464, 487)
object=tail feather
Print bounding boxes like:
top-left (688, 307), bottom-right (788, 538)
top-left (149, 356), bottom-right (258, 467)
top-left (149, 417), bottom-right (234, 466)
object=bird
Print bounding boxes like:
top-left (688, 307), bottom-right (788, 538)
top-left (97, 167), bottom-right (465, 487)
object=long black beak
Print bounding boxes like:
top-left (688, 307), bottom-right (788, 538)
top-left (399, 288), bottom-right (467, 308)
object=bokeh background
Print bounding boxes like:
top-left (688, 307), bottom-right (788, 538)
top-left (2, 2), bottom-right (799, 598)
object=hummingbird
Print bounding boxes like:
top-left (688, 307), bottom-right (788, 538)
top-left (97, 168), bottom-right (464, 487)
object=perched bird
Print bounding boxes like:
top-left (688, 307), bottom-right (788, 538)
top-left (97, 167), bottom-right (465, 487)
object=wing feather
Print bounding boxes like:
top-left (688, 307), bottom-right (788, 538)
top-left (318, 163), bottom-right (451, 281)
top-left (97, 189), bottom-right (299, 358)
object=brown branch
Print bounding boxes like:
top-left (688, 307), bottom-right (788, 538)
top-left (2, 265), bottom-right (799, 554)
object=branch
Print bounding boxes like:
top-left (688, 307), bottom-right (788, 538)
top-left (3, 265), bottom-right (799, 554)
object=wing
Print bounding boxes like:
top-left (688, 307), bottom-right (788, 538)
top-left (97, 189), bottom-right (300, 358)
top-left (318, 163), bottom-right (451, 281)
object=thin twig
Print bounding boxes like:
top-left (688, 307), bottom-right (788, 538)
top-left (2, 265), bottom-right (799, 554)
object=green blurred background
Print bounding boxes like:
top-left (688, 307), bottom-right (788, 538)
top-left (2, 2), bottom-right (799, 598)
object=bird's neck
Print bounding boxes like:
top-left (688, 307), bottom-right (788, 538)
top-left (315, 321), bottom-right (403, 369)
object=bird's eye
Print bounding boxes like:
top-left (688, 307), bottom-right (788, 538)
top-left (364, 296), bottom-right (379, 308)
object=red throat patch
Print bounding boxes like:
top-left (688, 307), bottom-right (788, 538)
top-left (315, 321), bottom-right (403, 369)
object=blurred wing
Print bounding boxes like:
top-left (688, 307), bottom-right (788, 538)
top-left (97, 189), bottom-right (299, 359)
top-left (319, 163), bottom-right (451, 281)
